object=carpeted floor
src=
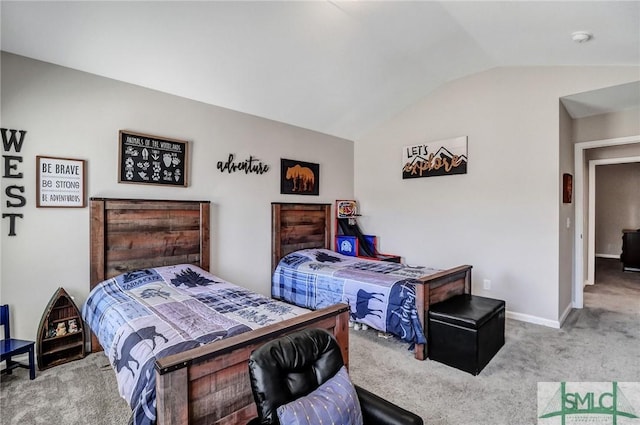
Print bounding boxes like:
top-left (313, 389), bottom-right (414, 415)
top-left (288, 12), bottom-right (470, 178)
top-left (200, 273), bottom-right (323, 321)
top-left (0, 352), bottom-right (130, 425)
top-left (2, 258), bottom-right (638, 425)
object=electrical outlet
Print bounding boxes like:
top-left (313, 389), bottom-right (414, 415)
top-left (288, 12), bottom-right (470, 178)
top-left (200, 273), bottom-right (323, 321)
top-left (483, 279), bottom-right (491, 290)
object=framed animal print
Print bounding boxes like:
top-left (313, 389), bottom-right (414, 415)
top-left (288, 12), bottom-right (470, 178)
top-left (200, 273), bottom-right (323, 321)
top-left (280, 159), bottom-right (319, 196)
top-left (118, 130), bottom-right (189, 187)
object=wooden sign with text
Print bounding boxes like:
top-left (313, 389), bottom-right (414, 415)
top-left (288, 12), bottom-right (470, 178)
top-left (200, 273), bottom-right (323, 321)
top-left (2, 128), bottom-right (27, 235)
top-left (37, 156), bottom-right (86, 207)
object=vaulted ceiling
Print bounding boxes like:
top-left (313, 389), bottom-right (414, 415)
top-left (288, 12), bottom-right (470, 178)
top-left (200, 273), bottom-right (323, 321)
top-left (2, 1), bottom-right (639, 140)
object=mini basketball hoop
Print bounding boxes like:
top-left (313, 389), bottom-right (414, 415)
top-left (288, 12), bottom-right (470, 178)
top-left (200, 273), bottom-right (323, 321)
top-left (337, 200), bottom-right (358, 224)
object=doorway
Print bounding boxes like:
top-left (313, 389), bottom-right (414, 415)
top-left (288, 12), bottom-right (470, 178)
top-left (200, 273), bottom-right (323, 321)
top-left (573, 135), bottom-right (640, 308)
top-left (586, 158), bottom-right (640, 286)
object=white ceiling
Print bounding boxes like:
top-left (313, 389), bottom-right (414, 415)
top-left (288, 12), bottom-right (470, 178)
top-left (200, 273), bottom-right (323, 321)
top-left (2, 1), bottom-right (639, 140)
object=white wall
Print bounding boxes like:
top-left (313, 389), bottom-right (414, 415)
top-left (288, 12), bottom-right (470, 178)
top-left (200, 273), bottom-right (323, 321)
top-left (0, 53), bottom-right (354, 340)
top-left (558, 103), bottom-right (574, 318)
top-left (355, 66), bottom-right (639, 325)
top-left (573, 108), bottom-right (640, 143)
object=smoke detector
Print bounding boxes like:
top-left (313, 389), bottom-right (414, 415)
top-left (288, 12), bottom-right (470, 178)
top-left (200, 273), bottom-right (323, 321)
top-left (572, 31), bottom-right (593, 43)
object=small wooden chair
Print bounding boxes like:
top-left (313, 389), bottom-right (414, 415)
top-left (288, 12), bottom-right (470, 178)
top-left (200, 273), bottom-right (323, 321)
top-left (0, 304), bottom-right (36, 380)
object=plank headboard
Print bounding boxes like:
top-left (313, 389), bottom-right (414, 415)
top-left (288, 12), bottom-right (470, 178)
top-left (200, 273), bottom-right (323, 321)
top-left (271, 202), bottom-right (331, 271)
top-left (89, 198), bottom-right (211, 290)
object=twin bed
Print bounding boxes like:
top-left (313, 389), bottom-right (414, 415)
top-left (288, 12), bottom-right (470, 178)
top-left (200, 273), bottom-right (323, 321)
top-left (84, 198), bottom-right (471, 425)
top-left (86, 198), bottom-right (349, 425)
top-left (271, 202), bottom-right (472, 361)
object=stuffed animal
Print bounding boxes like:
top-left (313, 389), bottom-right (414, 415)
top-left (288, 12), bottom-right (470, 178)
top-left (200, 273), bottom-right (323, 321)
top-left (56, 322), bottom-right (67, 337)
top-left (68, 319), bottom-right (78, 333)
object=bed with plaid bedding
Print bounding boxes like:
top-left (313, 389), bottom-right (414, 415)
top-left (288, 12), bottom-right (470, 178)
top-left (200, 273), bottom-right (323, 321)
top-left (82, 264), bottom-right (308, 425)
top-left (272, 248), bottom-right (441, 346)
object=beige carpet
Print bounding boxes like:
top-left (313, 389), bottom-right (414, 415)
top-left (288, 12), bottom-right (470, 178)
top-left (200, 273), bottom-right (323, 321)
top-left (2, 258), bottom-right (638, 425)
top-left (348, 257), bottom-right (640, 424)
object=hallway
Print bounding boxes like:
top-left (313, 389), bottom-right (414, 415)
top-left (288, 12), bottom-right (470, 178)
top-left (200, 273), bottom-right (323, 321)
top-left (585, 257), bottom-right (640, 314)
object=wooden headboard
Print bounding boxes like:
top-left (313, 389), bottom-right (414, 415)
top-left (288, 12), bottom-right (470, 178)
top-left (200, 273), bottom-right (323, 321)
top-left (89, 198), bottom-right (211, 289)
top-left (271, 202), bottom-right (331, 271)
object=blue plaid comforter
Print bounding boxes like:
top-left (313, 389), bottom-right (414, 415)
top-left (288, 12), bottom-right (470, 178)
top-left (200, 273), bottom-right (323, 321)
top-left (82, 264), bottom-right (308, 425)
top-left (272, 249), bottom-right (441, 346)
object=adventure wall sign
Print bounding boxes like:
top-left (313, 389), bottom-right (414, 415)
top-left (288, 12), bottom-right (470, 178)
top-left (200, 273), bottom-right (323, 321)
top-left (402, 136), bottom-right (468, 179)
top-left (217, 153), bottom-right (270, 175)
top-left (118, 130), bottom-right (189, 187)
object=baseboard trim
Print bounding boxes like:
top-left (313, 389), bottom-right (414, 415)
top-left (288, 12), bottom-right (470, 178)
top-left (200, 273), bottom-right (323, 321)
top-left (595, 253), bottom-right (620, 259)
top-left (558, 303), bottom-right (573, 327)
top-left (506, 310), bottom-right (561, 329)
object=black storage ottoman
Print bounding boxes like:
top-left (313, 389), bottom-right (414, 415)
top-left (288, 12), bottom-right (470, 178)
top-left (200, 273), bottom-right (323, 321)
top-left (428, 294), bottom-right (505, 375)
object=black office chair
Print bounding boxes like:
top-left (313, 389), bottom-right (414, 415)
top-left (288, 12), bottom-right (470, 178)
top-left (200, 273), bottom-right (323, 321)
top-left (247, 328), bottom-right (423, 425)
top-left (0, 304), bottom-right (36, 380)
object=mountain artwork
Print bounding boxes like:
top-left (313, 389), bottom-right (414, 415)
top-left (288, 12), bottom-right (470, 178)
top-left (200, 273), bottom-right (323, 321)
top-left (402, 136), bottom-right (468, 179)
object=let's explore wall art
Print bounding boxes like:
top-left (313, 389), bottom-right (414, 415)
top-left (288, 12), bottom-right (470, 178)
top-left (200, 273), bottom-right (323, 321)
top-left (402, 136), bottom-right (468, 179)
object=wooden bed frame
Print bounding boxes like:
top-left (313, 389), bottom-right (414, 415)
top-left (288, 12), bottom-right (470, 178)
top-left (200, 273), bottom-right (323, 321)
top-left (89, 198), bottom-right (350, 425)
top-left (271, 202), bottom-right (472, 361)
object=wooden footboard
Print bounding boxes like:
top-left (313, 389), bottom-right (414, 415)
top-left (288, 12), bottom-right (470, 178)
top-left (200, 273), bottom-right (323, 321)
top-left (155, 303), bottom-right (350, 425)
top-left (413, 264), bottom-right (472, 360)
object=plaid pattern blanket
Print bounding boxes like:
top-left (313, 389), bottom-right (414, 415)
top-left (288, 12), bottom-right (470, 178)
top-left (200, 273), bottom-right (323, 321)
top-left (272, 249), bottom-right (441, 346)
top-left (82, 264), bottom-right (308, 425)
